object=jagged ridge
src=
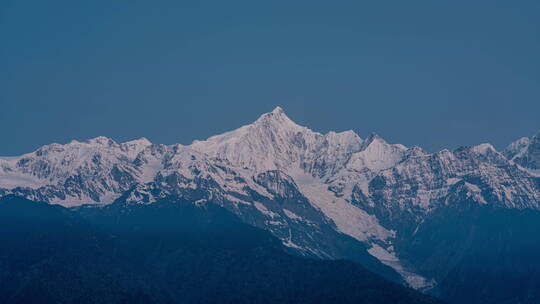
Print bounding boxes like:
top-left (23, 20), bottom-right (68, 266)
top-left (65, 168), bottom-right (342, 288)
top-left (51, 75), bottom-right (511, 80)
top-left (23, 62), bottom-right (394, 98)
top-left (1, 107), bottom-right (540, 292)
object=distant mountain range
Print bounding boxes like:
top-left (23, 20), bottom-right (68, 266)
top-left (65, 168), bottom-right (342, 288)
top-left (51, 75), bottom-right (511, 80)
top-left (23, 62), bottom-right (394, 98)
top-left (1, 107), bottom-right (539, 303)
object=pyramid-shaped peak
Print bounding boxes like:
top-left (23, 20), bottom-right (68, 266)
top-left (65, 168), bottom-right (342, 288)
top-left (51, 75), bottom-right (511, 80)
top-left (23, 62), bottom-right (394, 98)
top-left (257, 106), bottom-right (289, 120)
top-left (272, 106), bottom-right (284, 113)
top-left (359, 132), bottom-right (407, 152)
top-left (359, 133), bottom-right (386, 151)
top-left (253, 106), bottom-right (304, 130)
top-left (364, 133), bottom-right (386, 145)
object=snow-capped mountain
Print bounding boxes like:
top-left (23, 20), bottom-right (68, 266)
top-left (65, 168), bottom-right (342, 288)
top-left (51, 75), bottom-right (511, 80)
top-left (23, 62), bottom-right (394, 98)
top-left (1, 107), bottom-right (540, 293)
top-left (190, 107), bottom-right (364, 178)
top-left (0, 136), bottom-right (151, 205)
top-left (505, 132), bottom-right (540, 172)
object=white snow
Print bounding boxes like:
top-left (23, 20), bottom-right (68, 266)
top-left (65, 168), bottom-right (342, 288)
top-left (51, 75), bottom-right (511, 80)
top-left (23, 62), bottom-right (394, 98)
top-left (465, 182), bottom-right (481, 193)
top-left (447, 178), bottom-right (461, 185)
top-left (526, 168), bottom-right (540, 176)
top-left (0, 172), bottom-right (48, 189)
top-left (3, 106), bottom-right (540, 293)
top-left (368, 244), bottom-right (435, 290)
top-left (49, 191), bottom-right (120, 207)
top-left (121, 137), bottom-right (153, 160)
top-left (283, 209), bottom-right (302, 220)
top-left (346, 135), bottom-right (407, 173)
top-left (138, 156), bottom-right (163, 183)
top-left (472, 143), bottom-right (497, 155)
top-left (288, 168), bottom-right (394, 242)
top-left (190, 106), bottom-right (323, 172)
top-left (253, 201), bottom-right (279, 218)
top-left (465, 182), bottom-right (487, 204)
top-left (0, 156), bottom-right (19, 161)
top-left (505, 137), bottom-right (530, 160)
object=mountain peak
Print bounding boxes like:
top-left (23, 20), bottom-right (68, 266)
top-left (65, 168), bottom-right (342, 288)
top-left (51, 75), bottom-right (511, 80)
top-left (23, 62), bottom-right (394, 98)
top-left (272, 106), bottom-right (284, 114)
top-left (361, 133), bottom-right (387, 149)
top-left (471, 143), bottom-right (497, 155)
top-left (254, 106), bottom-right (299, 128)
top-left (121, 137), bottom-right (153, 159)
top-left (510, 131), bottom-right (540, 169)
top-left (123, 137), bottom-right (152, 147)
top-left (367, 132), bottom-right (383, 141)
top-left (344, 132), bottom-right (408, 173)
top-left (189, 107), bottom-right (322, 171)
top-left (504, 137), bottom-right (530, 160)
top-left (84, 136), bottom-right (117, 146)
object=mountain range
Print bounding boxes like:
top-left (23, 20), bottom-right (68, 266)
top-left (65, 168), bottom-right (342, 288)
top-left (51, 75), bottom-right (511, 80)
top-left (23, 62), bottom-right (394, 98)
top-left (1, 107), bottom-right (539, 303)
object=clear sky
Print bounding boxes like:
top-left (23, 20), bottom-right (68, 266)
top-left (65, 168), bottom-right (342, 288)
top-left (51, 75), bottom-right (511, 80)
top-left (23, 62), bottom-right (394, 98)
top-left (1, 0), bottom-right (539, 155)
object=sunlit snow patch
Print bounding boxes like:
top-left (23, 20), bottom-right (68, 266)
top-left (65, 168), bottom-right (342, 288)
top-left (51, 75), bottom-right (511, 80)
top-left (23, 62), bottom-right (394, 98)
top-left (368, 244), bottom-right (436, 290)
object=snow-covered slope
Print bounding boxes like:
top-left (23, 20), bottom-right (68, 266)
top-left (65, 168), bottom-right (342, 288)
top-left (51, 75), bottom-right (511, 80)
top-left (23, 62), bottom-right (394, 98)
top-left (2, 107), bottom-right (539, 290)
top-left (353, 144), bottom-right (540, 231)
top-left (0, 137), bottom-right (152, 205)
top-left (505, 132), bottom-right (540, 172)
top-left (190, 106), bottom-right (363, 177)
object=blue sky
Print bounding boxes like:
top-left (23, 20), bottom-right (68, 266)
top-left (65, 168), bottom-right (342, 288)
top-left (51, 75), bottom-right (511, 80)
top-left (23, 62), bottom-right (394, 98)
top-left (1, 0), bottom-right (539, 155)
